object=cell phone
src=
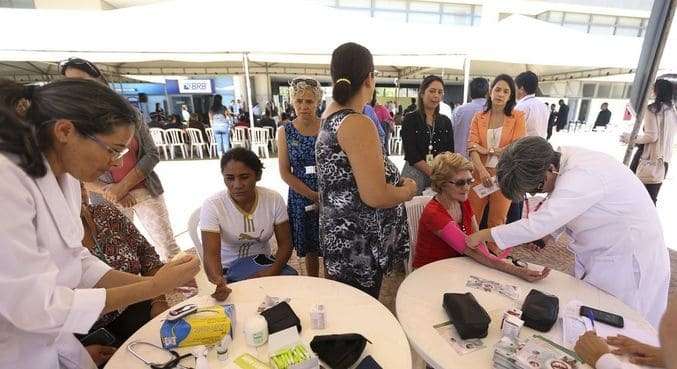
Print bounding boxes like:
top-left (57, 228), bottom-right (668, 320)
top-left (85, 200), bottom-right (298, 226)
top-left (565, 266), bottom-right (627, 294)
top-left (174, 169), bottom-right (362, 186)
top-left (356, 355), bottom-right (383, 369)
top-left (580, 305), bottom-right (624, 328)
top-left (80, 327), bottom-right (116, 346)
top-left (166, 304), bottom-right (198, 321)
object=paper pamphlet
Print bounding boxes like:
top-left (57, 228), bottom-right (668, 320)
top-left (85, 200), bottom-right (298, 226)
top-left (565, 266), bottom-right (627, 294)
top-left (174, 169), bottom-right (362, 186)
top-left (434, 321), bottom-right (486, 355)
top-left (473, 177), bottom-right (500, 198)
top-left (465, 275), bottom-right (520, 300)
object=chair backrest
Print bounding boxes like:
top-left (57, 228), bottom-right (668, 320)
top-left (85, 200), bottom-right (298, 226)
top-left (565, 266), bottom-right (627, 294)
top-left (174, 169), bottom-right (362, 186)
top-left (187, 208), bottom-right (204, 263)
top-left (205, 128), bottom-right (216, 144)
top-left (394, 125), bottom-right (403, 138)
top-left (149, 128), bottom-right (166, 146)
top-left (264, 126), bottom-right (275, 140)
top-left (185, 128), bottom-right (204, 144)
top-left (250, 127), bottom-right (269, 145)
top-left (233, 127), bottom-right (248, 142)
top-left (404, 195), bottom-right (433, 272)
top-left (165, 129), bottom-right (185, 144)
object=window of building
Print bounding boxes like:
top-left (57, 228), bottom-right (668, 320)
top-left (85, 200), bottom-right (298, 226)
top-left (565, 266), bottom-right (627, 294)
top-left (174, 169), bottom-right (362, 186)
top-left (409, 1), bottom-right (440, 12)
top-left (582, 84), bottom-right (596, 98)
top-left (374, 0), bottom-right (407, 10)
top-left (374, 10), bottom-right (408, 21)
top-left (596, 83), bottom-right (612, 98)
top-left (0, 0), bottom-right (34, 8)
top-left (548, 11), bottom-right (564, 24)
top-left (338, 0), bottom-right (371, 8)
top-left (409, 12), bottom-right (441, 24)
top-left (611, 84), bottom-right (625, 99)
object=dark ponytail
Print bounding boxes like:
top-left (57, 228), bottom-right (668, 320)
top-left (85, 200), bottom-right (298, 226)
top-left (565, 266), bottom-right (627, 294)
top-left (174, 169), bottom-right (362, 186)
top-left (649, 79), bottom-right (674, 114)
top-left (330, 42), bottom-right (374, 105)
top-left (0, 78), bottom-right (138, 178)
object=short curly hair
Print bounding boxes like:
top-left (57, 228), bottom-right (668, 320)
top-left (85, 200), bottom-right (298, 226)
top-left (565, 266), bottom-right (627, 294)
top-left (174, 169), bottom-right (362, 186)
top-left (290, 76), bottom-right (323, 103)
top-left (430, 152), bottom-right (474, 193)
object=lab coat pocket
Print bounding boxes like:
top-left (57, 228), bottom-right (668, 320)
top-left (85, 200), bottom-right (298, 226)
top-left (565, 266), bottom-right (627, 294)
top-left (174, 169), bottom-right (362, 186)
top-left (584, 254), bottom-right (640, 304)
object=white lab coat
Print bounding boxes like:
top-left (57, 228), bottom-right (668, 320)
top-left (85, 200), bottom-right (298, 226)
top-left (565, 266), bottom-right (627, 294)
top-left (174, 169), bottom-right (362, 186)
top-left (0, 153), bottom-right (110, 369)
top-left (491, 146), bottom-right (670, 328)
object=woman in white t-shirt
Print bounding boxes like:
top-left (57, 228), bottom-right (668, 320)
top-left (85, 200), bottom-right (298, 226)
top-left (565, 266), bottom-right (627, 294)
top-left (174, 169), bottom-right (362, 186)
top-left (200, 148), bottom-right (294, 300)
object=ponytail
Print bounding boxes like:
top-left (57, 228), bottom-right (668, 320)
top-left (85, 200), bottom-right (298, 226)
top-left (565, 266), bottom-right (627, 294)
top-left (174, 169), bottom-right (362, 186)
top-left (0, 108), bottom-right (46, 177)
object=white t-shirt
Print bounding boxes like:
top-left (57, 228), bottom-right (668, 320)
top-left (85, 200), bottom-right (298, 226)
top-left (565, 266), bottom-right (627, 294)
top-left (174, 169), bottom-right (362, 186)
top-left (200, 187), bottom-right (288, 268)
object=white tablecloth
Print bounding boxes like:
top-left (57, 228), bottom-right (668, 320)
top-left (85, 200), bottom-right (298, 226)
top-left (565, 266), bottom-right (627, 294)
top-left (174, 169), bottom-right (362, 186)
top-left (395, 257), bottom-right (656, 369)
top-left (105, 276), bottom-right (411, 369)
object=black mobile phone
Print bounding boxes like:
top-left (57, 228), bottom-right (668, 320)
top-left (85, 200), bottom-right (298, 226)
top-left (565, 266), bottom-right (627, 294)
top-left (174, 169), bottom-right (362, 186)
top-left (356, 355), bottom-right (383, 369)
top-left (580, 305), bottom-right (625, 328)
top-left (80, 327), bottom-right (116, 346)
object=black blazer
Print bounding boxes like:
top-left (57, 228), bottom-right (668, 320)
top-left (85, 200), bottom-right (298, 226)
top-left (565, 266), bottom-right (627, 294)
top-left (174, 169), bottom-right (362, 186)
top-left (401, 110), bottom-right (454, 166)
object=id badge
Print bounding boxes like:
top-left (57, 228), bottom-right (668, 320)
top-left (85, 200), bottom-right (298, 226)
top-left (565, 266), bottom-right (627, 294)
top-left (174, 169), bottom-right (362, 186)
top-left (426, 153), bottom-right (434, 165)
top-left (305, 165), bottom-right (316, 174)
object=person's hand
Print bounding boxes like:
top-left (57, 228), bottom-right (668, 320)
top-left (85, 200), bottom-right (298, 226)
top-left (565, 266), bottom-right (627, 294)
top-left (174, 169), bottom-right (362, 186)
top-left (149, 299), bottom-right (170, 318)
top-left (211, 280), bottom-right (232, 301)
top-left (470, 144), bottom-right (489, 155)
top-left (487, 242), bottom-right (502, 256)
top-left (479, 169), bottom-right (493, 188)
top-left (117, 194), bottom-right (136, 208)
top-left (400, 177), bottom-right (417, 200)
top-left (85, 345), bottom-right (116, 366)
top-left (606, 335), bottom-right (664, 367)
top-left (575, 331), bottom-right (611, 367)
top-left (494, 146), bottom-right (505, 156)
top-left (102, 183), bottom-right (128, 203)
top-left (251, 267), bottom-right (278, 279)
top-left (151, 255), bottom-right (200, 295)
top-left (517, 266), bottom-right (551, 283)
top-left (466, 233), bottom-right (482, 250)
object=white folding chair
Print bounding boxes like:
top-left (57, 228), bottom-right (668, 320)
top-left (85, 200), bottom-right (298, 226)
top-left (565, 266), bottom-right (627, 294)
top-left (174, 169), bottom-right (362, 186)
top-left (404, 195), bottom-right (433, 274)
top-left (149, 128), bottom-right (169, 160)
top-left (390, 125), bottom-right (403, 155)
top-left (250, 127), bottom-right (270, 158)
top-left (185, 128), bottom-right (209, 159)
top-left (265, 126), bottom-right (277, 154)
top-left (205, 128), bottom-right (217, 157)
top-left (231, 127), bottom-right (249, 149)
top-left (187, 208), bottom-right (204, 264)
top-left (164, 128), bottom-right (188, 159)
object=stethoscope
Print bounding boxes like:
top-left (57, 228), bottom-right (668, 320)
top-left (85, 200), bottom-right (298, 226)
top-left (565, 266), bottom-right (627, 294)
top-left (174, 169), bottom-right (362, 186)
top-left (127, 341), bottom-right (194, 369)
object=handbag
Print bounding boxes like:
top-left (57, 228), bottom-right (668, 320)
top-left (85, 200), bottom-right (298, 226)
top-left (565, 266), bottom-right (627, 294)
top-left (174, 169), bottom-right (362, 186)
top-left (442, 292), bottom-right (491, 339)
top-left (310, 334), bottom-right (370, 369)
top-left (260, 301), bottom-right (302, 334)
top-left (520, 289), bottom-right (559, 332)
top-left (636, 109), bottom-right (667, 184)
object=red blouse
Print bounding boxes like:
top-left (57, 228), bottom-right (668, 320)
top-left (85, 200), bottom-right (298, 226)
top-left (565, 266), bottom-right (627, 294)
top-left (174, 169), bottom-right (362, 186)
top-left (412, 198), bottom-right (474, 269)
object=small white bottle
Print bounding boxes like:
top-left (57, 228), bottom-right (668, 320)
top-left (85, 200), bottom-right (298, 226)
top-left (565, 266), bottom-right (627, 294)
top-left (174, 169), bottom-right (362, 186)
top-left (244, 315), bottom-right (268, 347)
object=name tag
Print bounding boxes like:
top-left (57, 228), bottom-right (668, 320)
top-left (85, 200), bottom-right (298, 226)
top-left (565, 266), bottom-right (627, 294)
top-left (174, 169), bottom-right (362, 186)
top-left (305, 166), bottom-right (316, 174)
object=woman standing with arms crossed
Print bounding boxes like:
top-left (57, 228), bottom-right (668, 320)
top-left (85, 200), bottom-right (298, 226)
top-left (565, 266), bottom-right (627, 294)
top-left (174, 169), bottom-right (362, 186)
top-left (277, 77), bottom-right (323, 277)
top-left (209, 94), bottom-right (233, 157)
top-left (0, 79), bottom-right (198, 369)
top-left (316, 43), bottom-right (417, 298)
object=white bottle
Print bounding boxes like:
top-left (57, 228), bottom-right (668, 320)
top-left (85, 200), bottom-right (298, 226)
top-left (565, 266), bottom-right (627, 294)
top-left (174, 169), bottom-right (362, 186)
top-left (244, 315), bottom-right (269, 347)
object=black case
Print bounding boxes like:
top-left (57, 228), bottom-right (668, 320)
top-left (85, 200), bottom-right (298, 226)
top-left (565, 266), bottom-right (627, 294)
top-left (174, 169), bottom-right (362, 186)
top-left (260, 301), bottom-right (302, 334)
top-left (521, 289), bottom-right (559, 332)
top-left (442, 292), bottom-right (491, 339)
top-left (310, 333), bottom-right (370, 369)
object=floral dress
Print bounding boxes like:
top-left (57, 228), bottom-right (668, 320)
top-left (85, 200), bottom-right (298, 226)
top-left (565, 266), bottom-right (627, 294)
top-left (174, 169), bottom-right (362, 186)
top-left (316, 109), bottom-right (410, 289)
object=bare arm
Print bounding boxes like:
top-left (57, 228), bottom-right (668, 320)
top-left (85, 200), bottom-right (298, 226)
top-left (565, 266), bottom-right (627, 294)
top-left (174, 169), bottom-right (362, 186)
top-left (201, 231), bottom-right (225, 285)
top-left (338, 115), bottom-right (414, 208)
top-left (276, 127), bottom-right (318, 201)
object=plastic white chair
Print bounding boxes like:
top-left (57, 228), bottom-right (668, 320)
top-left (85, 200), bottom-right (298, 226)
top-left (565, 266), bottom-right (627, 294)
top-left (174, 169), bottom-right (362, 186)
top-left (404, 195), bottom-right (433, 274)
top-left (149, 128), bottom-right (169, 160)
top-left (390, 125), bottom-right (403, 155)
top-left (187, 208), bottom-right (204, 264)
top-left (265, 126), bottom-right (277, 154)
top-left (205, 128), bottom-right (217, 157)
top-left (185, 128), bottom-right (209, 159)
top-left (164, 128), bottom-right (188, 159)
top-left (250, 127), bottom-right (270, 158)
top-left (231, 127), bottom-right (249, 149)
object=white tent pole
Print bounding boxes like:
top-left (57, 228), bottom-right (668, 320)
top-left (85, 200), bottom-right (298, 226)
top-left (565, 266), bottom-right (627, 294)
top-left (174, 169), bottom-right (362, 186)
top-left (462, 56), bottom-right (471, 104)
top-left (243, 53), bottom-right (255, 129)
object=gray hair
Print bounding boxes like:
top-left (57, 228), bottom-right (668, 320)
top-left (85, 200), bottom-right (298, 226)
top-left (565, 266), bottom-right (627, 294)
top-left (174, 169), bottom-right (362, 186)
top-left (289, 76), bottom-right (323, 103)
top-left (496, 136), bottom-right (560, 202)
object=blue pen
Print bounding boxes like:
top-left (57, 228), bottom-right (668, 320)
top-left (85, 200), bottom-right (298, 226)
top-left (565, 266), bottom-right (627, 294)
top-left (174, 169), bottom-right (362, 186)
top-left (586, 311), bottom-right (597, 333)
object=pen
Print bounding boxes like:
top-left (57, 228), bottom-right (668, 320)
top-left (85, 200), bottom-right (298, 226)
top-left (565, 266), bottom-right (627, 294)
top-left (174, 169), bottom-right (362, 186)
top-left (586, 311), bottom-right (597, 333)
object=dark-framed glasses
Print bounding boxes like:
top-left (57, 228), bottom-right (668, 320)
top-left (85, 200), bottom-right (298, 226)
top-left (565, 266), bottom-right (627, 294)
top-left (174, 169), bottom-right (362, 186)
top-left (58, 58), bottom-right (102, 78)
top-left (82, 132), bottom-right (129, 161)
top-left (448, 178), bottom-right (475, 187)
top-left (290, 77), bottom-right (319, 87)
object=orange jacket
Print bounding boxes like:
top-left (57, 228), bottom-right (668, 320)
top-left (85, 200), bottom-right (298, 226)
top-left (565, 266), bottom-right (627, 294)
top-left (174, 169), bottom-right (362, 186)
top-left (468, 110), bottom-right (526, 166)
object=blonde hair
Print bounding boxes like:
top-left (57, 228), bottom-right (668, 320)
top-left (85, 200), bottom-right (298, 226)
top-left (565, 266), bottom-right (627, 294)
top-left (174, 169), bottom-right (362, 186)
top-left (430, 152), bottom-right (474, 193)
top-left (289, 76), bottom-right (323, 104)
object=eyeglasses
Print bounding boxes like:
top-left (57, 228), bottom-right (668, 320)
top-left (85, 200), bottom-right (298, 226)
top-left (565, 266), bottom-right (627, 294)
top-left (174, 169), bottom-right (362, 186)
top-left (448, 178), bottom-right (475, 187)
top-left (82, 132), bottom-right (129, 161)
top-left (58, 58), bottom-right (102, 78)
top-left (290, 77), bottom-right (319, 87)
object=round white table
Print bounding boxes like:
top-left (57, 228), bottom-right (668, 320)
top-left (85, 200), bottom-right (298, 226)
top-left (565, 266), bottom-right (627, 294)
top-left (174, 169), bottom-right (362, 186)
top-left (395, 258), bottom-right (656, 369)
top-left (106, 276), bottom-right (412, 369)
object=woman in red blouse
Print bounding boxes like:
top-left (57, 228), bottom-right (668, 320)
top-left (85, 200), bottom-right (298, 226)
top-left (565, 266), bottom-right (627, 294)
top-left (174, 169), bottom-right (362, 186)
top-left (412, 152), bottom-right (550, 282)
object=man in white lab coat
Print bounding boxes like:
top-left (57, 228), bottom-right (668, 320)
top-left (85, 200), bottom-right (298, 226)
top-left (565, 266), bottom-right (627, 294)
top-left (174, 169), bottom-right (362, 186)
top-left (468, 136), bottom-right (670, 328)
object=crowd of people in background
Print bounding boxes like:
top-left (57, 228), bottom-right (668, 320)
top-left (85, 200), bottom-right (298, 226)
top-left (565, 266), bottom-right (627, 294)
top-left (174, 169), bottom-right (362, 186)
top-left (0, 45), bottom-right (675, 369)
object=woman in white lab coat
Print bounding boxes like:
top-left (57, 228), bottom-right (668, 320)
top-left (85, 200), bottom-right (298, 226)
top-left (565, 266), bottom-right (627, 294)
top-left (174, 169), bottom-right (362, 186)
top-left (0, 79), bottom-right (200, 369)
top-left (467, 136), bottom-right (670, 328)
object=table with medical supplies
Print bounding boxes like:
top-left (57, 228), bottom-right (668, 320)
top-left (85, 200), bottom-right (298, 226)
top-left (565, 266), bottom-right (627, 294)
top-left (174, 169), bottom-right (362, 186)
top-left (105, 276), bottom-right (412, 369)
top-left (395, 257), bottom-right (657, 369)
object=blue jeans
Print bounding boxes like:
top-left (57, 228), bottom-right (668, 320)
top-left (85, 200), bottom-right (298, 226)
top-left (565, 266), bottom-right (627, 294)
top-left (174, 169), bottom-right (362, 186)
top-left (214, 129), bottom-right (230, 157)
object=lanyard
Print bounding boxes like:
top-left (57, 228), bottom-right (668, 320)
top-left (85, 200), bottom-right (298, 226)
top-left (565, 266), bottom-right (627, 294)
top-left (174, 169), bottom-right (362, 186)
top-left (426, 115), bottom-right (436, 153)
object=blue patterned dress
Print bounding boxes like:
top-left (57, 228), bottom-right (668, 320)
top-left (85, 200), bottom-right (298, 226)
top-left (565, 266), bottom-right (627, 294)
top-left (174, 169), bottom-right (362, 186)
top-left (285, 122), bottom-right (320, 257)
top-left (316, 109), bottom-right (410, 292)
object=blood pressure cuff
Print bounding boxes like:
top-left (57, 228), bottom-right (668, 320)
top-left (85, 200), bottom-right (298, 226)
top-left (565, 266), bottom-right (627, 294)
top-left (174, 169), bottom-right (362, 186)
top-left (521, 289), bottom-right (559, 332)
top-left (260, 301), bottom-right (301, 334)
top-left (443, 292), bottom-right (491, 339)
top-left (310, 333), bottom-right (370, 369)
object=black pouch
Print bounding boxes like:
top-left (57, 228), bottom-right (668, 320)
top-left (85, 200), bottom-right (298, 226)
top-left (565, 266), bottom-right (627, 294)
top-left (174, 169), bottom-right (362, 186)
top-left (443, 292), bottom-right (491, 339)
top-left (260, 301), bottom-right (301, 334)
top-left (355, 355), bottom-right (383, 369)
top-left (310, 333), bottom-right (370, 369)
top-left (521, 289), bottom-right (559, 332)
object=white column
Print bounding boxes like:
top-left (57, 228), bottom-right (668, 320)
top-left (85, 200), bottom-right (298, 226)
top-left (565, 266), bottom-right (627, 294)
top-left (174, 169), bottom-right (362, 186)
top-left (462, 56), bottom-right (471, 104)
top-left (243, 53), bottom-right (255, 129)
